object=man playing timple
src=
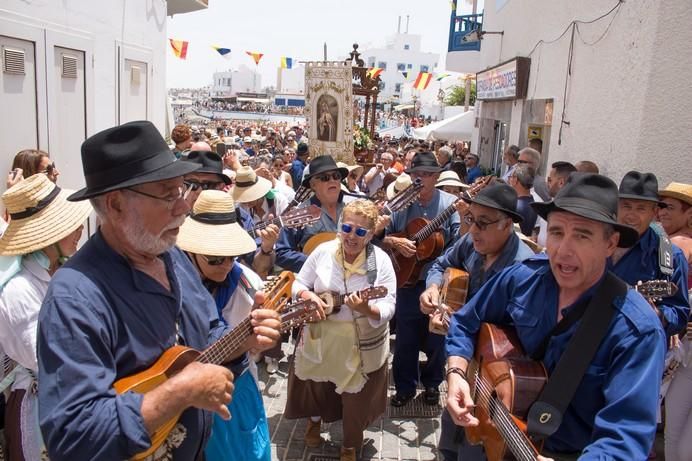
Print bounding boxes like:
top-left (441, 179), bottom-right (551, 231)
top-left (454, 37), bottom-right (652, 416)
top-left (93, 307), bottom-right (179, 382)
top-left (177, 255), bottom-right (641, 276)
top-left (421, 183), bottom-right (535, 461)
top-left (37, 121), bottom-right (281, 460)
top-left (446, 173), bottom-right (666, 459)
top-left (612, 171), bottom-right (689, 336)
top-left (275, 155), bottom-right (351, 272)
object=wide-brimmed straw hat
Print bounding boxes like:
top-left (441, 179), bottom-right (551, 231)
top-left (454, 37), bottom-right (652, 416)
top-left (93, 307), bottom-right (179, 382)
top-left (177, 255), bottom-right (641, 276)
top-left (436, 171), bottom-right (469, 190)
top-left (532, 173), bottom-right (639, 248)
top-left (0, 174), bottom-right (93, 255)
top-left (658, 182), bottom-right (692, 206)
top-left (68, 120), bottom-right (200, 201)
top-left (176, 190), bottom-right (256, 257)
top-left (386, 174), bottom-right (412, 200)
top-left (232, 166), bottom-right (272, 203)
top-left (337, 162), bottom-right (364, 179)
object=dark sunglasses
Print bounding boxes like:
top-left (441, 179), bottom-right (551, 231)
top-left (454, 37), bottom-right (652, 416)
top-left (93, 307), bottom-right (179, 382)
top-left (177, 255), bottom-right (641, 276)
top-left (202, 254), bottom-right (234, 266)
top-left (40, 162), bottom-right (57, 174)
top-left (462, 214), bottom-right (503, 231)
top-left (341, 223), bottom-right (369, 237)
top-left (184, 180), bottom-right (224, 191)
top-left (316, 172), bottom-right (342, 182)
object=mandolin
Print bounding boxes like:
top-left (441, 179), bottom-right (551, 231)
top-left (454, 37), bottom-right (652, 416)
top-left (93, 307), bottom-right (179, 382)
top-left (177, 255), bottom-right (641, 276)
top-left (248, 204), bottom-right (322, 238)
top-left (113, 271), bottom-right (295, 460)
top-left (390, 175), bottom-right (493, 288)
top-left (302, 178), bottom-right (423, 255)
top-left (429, 267), bottom-right (469, 335)
top-left (318, 285), bottom-right (389, 315)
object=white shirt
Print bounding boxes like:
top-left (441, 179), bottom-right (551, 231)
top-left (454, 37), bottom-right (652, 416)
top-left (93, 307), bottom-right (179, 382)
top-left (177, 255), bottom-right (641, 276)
top-left (241, 194), bottom-right (289, 225)
top-left (292, 239), bottom-right (397, 328)
top-left (0, 255), bottom-right (51, 390)
top-left (530, 188), bottom-right (547, 247)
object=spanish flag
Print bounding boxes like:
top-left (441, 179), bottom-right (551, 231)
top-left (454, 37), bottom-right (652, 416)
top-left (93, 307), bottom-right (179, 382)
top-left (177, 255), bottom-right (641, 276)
top-left (211, 45), bottom-right (232, 59)
top-left (366, 67), bottom-right (383, 79)
top-left (246, 51), bottom-right (264, 65)
top-left (169, 39), bottom-right (189, 60)
top-left (280, 57), bottom-right (293, 69)
top-left (413, 72), bottom-right (433, 90)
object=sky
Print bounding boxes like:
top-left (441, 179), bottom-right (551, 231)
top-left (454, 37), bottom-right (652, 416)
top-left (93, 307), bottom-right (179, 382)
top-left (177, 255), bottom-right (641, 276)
top-left (166, 0), bottom-right (477, 89)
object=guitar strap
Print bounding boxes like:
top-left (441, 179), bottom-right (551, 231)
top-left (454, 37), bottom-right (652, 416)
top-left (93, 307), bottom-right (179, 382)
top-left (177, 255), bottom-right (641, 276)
top-left (527, 271), bottom-right (627, 440)
top-left (650, 222), bottom-right (674, 276)
top-left (366, 243), bottom-right (377, 285)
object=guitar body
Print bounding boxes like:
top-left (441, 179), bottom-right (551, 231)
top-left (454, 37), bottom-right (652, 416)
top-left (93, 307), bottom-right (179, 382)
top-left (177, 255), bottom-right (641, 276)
top-left (429, 268), bottom-right (469, 335)
top-left (113, 345), bottom-right (200, 460)
top-left (391, 217), bottom-right (445, 288)
top-left (302, 232), bottom-right (337, 255)
top-left (466, 323), bottom-right (547, 461)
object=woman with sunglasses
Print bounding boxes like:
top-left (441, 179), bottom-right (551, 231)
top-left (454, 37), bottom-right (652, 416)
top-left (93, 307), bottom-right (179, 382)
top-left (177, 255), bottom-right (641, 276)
top-left (176, 190), bottom-right (282, 461)
top-left (284, 200), bottom-right (397, 461)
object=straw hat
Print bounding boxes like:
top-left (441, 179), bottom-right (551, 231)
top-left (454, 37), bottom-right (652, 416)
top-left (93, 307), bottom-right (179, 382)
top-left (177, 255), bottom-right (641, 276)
top-left (386, 173), bottom-right (412, 200)
top-left (337, 162), bottom-right (364, 179)
top-left (0, 174), bottom-right (92, 256)
top-left (436, 171), bottom-right (469, 190)
top-left (176, 190), bottom-right (256, 257)
top-left (232, 166), bottom-right (272, 204)
top-left (658, 182), bottom-right (692, 206)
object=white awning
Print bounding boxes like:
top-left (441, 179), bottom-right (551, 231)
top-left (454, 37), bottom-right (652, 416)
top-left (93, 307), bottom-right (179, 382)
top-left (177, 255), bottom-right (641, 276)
top-left (393, 104), bottom-right (415, 111)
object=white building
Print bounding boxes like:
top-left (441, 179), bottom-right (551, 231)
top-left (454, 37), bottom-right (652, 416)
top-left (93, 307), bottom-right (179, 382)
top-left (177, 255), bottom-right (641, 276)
top-left (211, 65), bottom-right (261, 97)
top-left (277, 66), bottom-right (305, 95)
top-left (360, 30), bottom-right (439, 102)
top-left (445, 0), bottom-right (692, 184)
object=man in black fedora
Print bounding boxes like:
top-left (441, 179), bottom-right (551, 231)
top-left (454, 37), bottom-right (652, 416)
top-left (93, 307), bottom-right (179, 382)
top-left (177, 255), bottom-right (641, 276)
top-left (419, 183), bottom-right (536, 461)
top-left (275, 154), bottom-right (351, 272)
top-left (380, 151), bottom-right (461, 407)
top-left (611, 171), bottom-right (689, 337)
top-left (445, 173), bottom-right (666, 460)
top-left (36, 121), bottom-right (281, 460)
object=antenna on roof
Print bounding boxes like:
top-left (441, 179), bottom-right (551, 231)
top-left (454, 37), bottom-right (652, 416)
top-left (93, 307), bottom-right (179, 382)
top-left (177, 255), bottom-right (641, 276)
top-left (406, 15), bottom-right (410, 34)
top-left (397, 16), bottom-right (401, 33)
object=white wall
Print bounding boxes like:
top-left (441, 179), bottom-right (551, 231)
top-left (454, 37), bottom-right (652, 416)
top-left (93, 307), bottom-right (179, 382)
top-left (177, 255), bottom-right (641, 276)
top-left (474, 0), bottom-right (692, 184)
top-left (277, 66), bottom-right (305, 94)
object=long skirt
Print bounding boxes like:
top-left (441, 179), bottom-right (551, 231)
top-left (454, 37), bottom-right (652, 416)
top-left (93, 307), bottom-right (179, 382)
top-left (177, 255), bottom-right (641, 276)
top-left (205, 370), bottom-right (271, 461)
top-left (284, 359), bottom-right (388, 448)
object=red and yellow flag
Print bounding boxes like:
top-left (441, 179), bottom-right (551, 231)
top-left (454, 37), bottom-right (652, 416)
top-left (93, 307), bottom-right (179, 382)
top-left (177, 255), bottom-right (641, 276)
top-left (169, 39), bottom-right (189, 60)
top-left (366, 67), bottom-right (383, 79)
top-left (413, 72), bottom-right (433, 90)
top-left (246, 51), bottom-right (264, 65)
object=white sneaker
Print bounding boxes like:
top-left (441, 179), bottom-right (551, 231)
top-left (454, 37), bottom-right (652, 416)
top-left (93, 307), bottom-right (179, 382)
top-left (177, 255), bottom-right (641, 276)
top-left (265, 357), bottom-right (279, 374)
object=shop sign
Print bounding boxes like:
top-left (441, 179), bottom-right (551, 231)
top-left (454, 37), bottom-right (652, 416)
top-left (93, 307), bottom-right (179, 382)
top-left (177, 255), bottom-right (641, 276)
top-left (476, 57), bottom-right (530, 101)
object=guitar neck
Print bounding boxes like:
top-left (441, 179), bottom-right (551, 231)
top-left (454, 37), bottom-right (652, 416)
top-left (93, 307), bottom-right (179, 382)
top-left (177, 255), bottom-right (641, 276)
top-left (197, 317), bottom-right (254, 365)
top-left (411, 200), bottom-right (458, 242)
top-left (250, 216), bottom-right (282, 238)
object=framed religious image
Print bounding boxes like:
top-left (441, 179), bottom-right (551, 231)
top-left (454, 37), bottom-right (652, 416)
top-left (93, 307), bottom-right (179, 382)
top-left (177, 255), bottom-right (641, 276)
top-left (305, 61), bottom-right (354, 163)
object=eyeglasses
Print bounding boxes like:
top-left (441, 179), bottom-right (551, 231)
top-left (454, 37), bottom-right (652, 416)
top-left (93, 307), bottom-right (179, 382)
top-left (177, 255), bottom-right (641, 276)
top-left (341, 223), bottom-right (369, 237)
top-left (126, 183), bottom-right (192, 210)
top-left (516, 159), bottom-right (530, 164)
top-left (463, 214), bottom-right (504, 231)
top-left (201, 254), bottom-right (234, 266)
top-left (315, 172), bottom-right (342, 182)
top-left (40, 162), bottom-right (57, 175)
top-left (184, 180), bottom-right (224, 191)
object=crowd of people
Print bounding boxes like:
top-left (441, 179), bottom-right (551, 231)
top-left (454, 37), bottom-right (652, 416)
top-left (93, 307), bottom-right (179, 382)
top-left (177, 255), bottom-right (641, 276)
top-left (0, 117), bottom-right (689, 461)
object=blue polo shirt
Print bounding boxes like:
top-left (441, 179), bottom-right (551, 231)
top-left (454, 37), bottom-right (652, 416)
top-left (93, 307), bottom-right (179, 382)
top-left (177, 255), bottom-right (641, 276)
top-left (447, 256), bottom-right (666, 459)
top-left (38, 230), bottom-right (227, 460)
top-left (611, 227), bottom-right (690, 336)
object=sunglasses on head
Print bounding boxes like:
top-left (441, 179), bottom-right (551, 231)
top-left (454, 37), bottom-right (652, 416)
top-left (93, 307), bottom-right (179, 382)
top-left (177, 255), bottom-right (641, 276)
top-left (316, 172), bottom-right (342, 182)
top-left (341, 223), bottom-right (369, 237)
top-left (201, 254), bottom-right (234, 266)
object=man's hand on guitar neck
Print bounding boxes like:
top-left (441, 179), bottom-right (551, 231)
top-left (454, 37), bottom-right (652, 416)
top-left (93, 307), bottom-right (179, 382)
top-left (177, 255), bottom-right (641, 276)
top-left (445, 357), bottom-right (479, 427)
top-left (383, 235), bottom-right (416, 257)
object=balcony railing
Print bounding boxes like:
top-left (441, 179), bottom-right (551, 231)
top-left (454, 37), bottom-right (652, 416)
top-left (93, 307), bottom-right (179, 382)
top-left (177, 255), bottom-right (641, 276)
top-left (448, 12), bottom-right (483, 52)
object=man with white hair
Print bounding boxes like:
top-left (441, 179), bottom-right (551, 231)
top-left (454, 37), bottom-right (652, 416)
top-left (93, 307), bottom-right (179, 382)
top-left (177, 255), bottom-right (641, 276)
top-left (518, 147), bottom-right (550, 201)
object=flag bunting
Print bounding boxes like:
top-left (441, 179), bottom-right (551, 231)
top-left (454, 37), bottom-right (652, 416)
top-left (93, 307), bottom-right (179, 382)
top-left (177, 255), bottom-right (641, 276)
top-left (246, 51), bottom-right (264, 65)
top-left (400, 71), bottom-right (409, 80)
top-left (366, 67), bottom-right (383, 79)
top-left (436, 73), bottom-right (451, 81)
top-left (169, 39), bottom-right (189, 60)
top-left (211, 45), bottom-right (232, 59)
top-left (413, 72), bottom-right (433, 90)
top-left (280, 56), bottom-right (293, 69)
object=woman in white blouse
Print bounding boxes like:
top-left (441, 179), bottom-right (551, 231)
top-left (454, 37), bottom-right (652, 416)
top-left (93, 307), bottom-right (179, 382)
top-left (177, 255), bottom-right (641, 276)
top-left (284, 199), bottom-right (397, 461)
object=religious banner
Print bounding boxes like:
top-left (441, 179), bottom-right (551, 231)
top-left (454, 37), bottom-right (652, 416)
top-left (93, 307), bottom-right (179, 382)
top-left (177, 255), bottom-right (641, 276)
top-left (304, 61), bottom-right (354, 163)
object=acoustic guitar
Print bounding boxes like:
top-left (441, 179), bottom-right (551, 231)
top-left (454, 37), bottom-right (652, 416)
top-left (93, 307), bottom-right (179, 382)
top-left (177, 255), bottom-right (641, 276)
top-left (283, 184), bottom-right (314, 215)
top-left (248, 204), bottom-right (322, 238)
top-left (301, 178), bottom-right (423, 255)
top-left (318, 285), bottom-right (389, 315)
top-left (113, 271), bottom-right (295, 460)
top-left (429, 267), bottom-right (469, 335)
top-left (390, 176), bottom-right (493, 288)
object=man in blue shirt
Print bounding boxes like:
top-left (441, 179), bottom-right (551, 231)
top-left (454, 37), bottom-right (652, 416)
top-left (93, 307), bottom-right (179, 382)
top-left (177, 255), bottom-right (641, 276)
top-left (421, 182), bottom-right (536, 461)
top-left (464, 153), bottom-right (482, 184)
top-left (290, 143), bottom-right (309, 191)
top-left (446, 173), bottom-right (666, 460)
top-left (37, 121), bottom-right (280, 461)
top-left (612, 171), bottom-right (690, 336)
top-left (382, 152), bottom-right (460, 407)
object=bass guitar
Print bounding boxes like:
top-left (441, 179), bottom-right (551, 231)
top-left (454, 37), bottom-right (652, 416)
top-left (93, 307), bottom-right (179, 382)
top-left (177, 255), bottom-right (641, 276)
top-left (302, 178), bottom-right (423, 255)
top-left (113, 271), bottom-right (295, 460)
top-left (248, 204), bottom-right (322, 238)
top-left (390, 176), bottom-right (493, 288)
top-left (429, 267), bottom-right (469, 335)
top-left (318, 285), bottom-right (389, 315)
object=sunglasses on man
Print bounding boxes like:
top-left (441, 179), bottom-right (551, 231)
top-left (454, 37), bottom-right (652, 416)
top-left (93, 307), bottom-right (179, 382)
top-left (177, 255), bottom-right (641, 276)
top-left (315, 172), bottom-right (342, 182)
top-left (184, 180), bottom-right (224, 191)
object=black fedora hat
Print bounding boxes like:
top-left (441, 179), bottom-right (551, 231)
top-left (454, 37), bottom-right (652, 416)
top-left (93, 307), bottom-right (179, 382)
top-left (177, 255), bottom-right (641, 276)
top-left (618, 171), bottom-right (665, 206)
top-left (532, 173), bottom-right (639, 248)
top-left (405, 152), bottom-right (442, 174)
top-left (462, 183), bottom-right (523, 223)
top-left (301, 155), bottom-right (348, 188)
top-left (296, 143), bottom-right (309, 156)
top-left (68, 121), bottom-right (200, 201)
top-left (183, 151), bottom-right (232, 185)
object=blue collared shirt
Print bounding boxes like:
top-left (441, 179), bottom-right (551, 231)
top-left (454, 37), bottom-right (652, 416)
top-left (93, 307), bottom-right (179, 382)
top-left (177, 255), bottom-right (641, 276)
top-left (446, 257), bottom-right (666, 458)
top-left (426, 232), bottom-right (535, 297)
top-left (611, 227), bottom-right (690, 336)
top-left (290, 159), bottom-right (306, 191)
top-left (37, 231), bottom-right (227, 461)
top-left (466, 165), bottom-right (482, 184)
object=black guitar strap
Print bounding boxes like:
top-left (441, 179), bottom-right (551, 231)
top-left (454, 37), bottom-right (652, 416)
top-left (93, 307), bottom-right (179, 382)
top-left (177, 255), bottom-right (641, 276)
top-left (527, 271), bottom-right (627, 439)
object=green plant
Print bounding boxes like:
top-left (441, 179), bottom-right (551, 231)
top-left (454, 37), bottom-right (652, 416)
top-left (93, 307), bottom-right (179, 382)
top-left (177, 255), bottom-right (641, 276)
top-left (445, 82), bottom-right (477, 107)
top-left (353, 126), bottom-right (372, 151)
